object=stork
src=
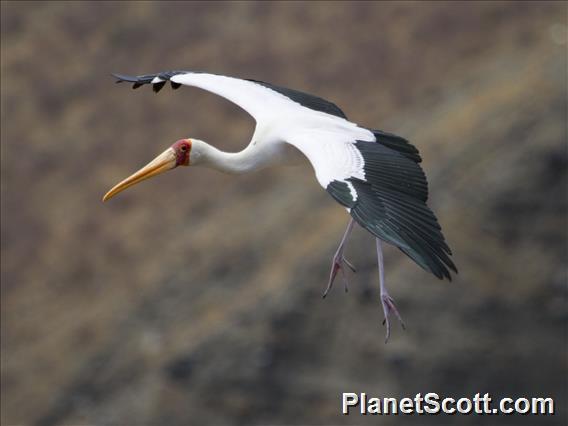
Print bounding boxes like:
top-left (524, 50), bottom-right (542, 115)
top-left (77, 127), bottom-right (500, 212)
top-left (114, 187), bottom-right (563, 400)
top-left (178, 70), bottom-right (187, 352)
top-left (103, 71), bottom-right (457, 341)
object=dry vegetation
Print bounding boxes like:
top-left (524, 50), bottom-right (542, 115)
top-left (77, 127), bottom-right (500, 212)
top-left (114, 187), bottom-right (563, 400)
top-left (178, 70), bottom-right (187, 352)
top-left (1, 2), bottom-right (567, 425)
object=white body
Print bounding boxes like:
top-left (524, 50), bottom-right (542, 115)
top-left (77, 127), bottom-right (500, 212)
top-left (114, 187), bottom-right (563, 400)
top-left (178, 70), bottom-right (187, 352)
top-left (171, 73), bottom-right (375, 188)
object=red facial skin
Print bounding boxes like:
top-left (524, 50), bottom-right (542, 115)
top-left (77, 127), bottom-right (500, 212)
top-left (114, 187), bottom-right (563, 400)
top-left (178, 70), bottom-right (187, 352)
top-left (172, 139), bottom-right (191, 166)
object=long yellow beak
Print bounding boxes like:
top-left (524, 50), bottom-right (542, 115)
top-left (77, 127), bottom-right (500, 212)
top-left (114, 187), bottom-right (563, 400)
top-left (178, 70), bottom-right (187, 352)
top-left (103, 148), bottom-right (177, 202)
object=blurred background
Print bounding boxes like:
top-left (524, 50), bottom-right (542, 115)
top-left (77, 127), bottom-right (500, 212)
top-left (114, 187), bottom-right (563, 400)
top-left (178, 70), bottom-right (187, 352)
top-left (1, 1), bottom-right (567, 425)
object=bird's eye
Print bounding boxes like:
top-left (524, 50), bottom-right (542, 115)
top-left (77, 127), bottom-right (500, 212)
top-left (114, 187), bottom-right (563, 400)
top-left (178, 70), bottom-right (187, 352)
top-left (181, 145), bottom-right (188, 151)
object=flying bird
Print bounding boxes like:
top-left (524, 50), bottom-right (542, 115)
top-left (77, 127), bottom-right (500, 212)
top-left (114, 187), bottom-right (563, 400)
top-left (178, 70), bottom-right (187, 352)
top-left (103, 71), bottom-right (457, 341)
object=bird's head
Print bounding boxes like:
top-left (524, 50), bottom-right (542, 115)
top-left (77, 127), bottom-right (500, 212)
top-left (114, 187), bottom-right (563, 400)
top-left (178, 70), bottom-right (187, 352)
top-left (102, 138), bottom-right (192, 202)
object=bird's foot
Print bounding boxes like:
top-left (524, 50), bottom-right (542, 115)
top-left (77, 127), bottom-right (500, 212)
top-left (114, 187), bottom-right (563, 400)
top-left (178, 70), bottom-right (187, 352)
top-left (381, 293), bottom-right (406, 343)
top-left (322, 253), bottom-right (356, 298)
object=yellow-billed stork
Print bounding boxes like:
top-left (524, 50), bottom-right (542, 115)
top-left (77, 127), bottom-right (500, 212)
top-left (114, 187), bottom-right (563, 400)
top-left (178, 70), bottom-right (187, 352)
top-left (103, 71), bottom-right (457, 341)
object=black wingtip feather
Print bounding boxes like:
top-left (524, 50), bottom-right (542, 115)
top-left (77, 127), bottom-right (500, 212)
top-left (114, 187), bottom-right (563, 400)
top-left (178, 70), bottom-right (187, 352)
top-left (112, 73), bottom-right (139, 83)
top-left (153, 81), bottom-right (166, 93)
top-left (112, 71), bottom-right (188, 92)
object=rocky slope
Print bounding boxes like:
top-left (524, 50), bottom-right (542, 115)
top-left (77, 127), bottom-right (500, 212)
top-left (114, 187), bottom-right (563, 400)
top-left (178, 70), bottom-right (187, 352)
top-left (2, 2), bottom-right (566, 425)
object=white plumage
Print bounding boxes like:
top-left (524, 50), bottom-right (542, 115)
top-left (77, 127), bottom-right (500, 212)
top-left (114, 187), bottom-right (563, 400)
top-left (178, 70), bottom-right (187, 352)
top-left (173, 73), bottom-right (373, 188)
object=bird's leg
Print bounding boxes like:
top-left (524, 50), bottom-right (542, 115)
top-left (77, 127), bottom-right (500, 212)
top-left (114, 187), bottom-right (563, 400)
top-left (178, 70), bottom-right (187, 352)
top-left (377, 238), bottom-right (406, 342)
top-left (323, 218), bottom-right (356, 298)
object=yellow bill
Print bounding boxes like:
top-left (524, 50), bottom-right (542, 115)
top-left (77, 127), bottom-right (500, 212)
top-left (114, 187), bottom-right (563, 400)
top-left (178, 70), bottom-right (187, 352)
top-left (103, 147), bottom-right (177, 202)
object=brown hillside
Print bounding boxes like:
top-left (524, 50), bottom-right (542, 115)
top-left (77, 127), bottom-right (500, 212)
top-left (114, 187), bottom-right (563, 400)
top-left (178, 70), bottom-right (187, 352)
top-left (1, 2), bottom-right (566, 425)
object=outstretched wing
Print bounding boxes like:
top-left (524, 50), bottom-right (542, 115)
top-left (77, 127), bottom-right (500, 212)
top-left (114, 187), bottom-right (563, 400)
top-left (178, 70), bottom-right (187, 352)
top-left (112, 71), bottom-right (348, 123)
top-left (285, 128), bottom-right (457, 280)
top-left (113, 70), bottom-right (456, 279)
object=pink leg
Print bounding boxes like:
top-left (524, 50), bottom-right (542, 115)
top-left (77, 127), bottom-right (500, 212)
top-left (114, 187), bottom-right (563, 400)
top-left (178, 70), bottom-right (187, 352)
top-left (323, 218), bottom-right (356, 298)
top-left (377, 238), bottom-right (406, 342)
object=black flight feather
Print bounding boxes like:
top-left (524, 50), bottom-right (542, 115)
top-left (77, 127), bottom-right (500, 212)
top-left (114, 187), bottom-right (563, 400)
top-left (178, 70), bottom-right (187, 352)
top-left (372, 130), bottom-right (422, 163)
top-left (112, 72), bottom-right (186, 92)
top-left (153, 81), bottom-right (166, 93)
top-left (247, 79), bottom-right (348, 119)
top-left (326, 181), bottom-right (356, 208)
top-left (349, 178), bottom-right (456, 280)
top-left (327, 140), bottom-right (456, 280)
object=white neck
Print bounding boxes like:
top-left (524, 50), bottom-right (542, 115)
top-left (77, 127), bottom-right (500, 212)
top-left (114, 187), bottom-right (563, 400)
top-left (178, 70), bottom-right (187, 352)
top-left (190, 139), bottom-right (279, 174)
